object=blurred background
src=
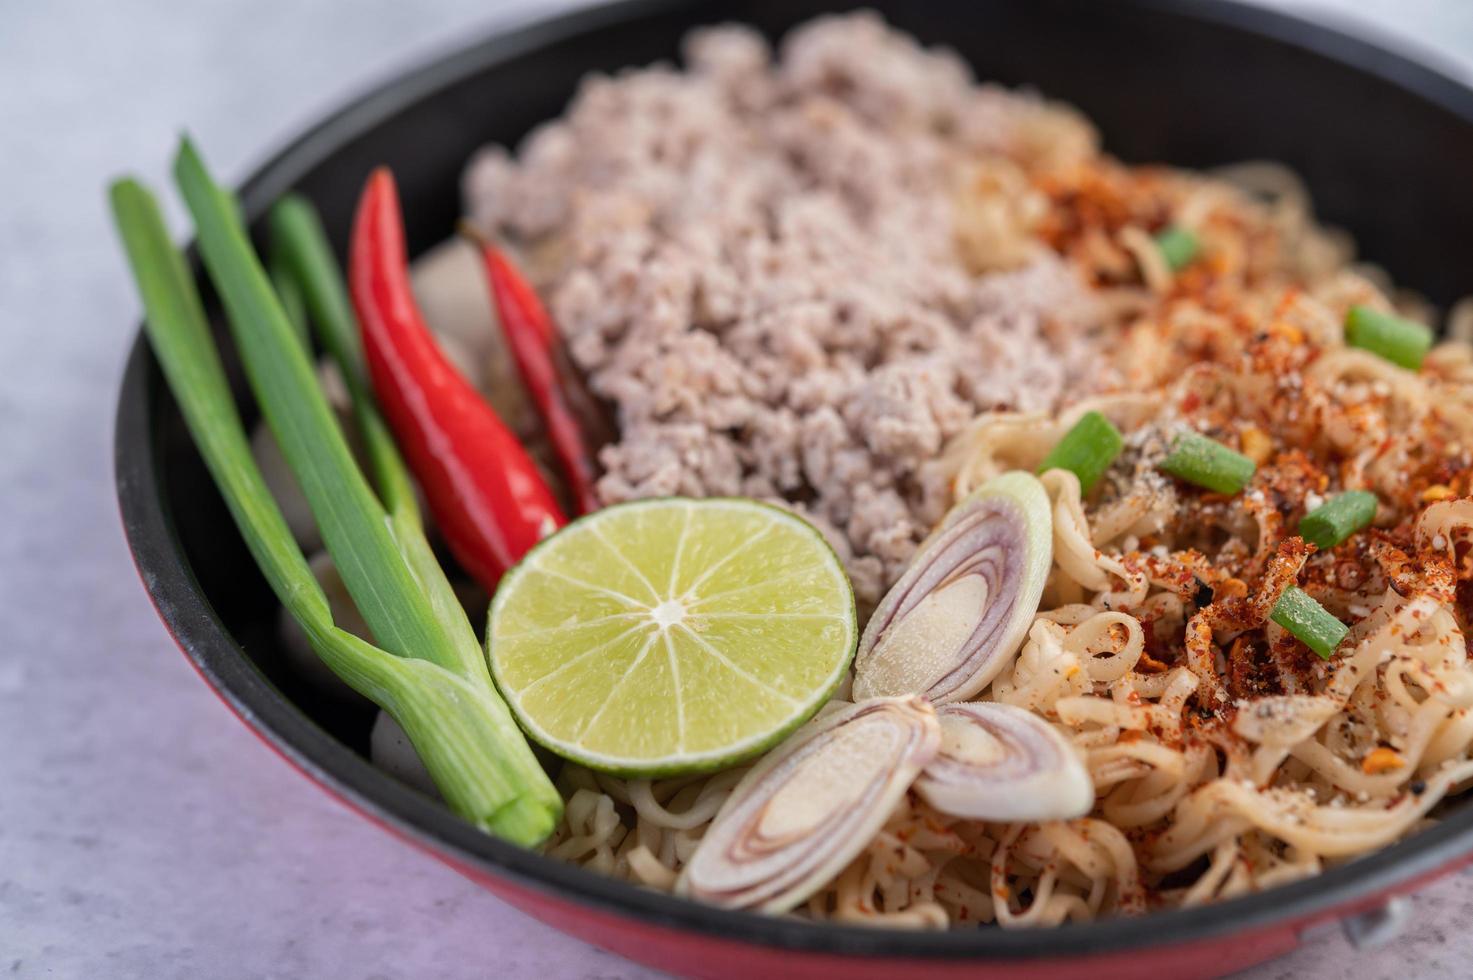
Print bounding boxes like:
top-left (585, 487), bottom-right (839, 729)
top-left (4, 1), bottom-right (1473, 977)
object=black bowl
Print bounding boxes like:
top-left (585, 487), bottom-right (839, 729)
top-left (115, 1), bottom-right (1473, 977)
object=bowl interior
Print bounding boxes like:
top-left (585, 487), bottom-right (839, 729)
top-left (123, 0), bottom-right (1473, 960)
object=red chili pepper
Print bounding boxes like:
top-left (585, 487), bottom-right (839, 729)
top-left (470, 234), bottom-right (602, 515)
top-left (350, 168), bottom-right (565, 590)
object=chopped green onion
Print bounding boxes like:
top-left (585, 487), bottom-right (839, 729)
top-left (110, 138), bottom-right (562, 844)
top-left (1271, 586), bottom-right (1349, 659)
top-left (1038, 410), bottom-right (1124, 493)
top-left (1157, 432), bottom-right (1256, 494)
top-left (1155, 226), bottom-right (1199, 271)
top-left (1299, 490), bottom-right (1378, 551)
top-left (1345, 305), bottom-right (1433, 370)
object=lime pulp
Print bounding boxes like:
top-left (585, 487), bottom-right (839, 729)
top-left (487, 498), bottom-right (857, 776)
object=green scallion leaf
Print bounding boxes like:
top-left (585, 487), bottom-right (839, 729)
top-left (1155, 226), bottom-right (1199, 271)
top-left (265, 195), bottom-right (480, 716)
top-left (268, 194), bottom-right (419, 522)
top-left (110, 178), bottom-right (323, 619)
top-left (1038, 410), bottom-right (1124, 493)
top-left (268, 250), bottom-right (310, 353)
top-left (174, 139), bottom-right (446, 671)
top-left (1157, 432), bottom-right (1256, 494)
top-left (1345, 305), bottom-right (1433, 370)
top-left (1271, 586), bottom-right (1349, 659)
top-left (1299, 490), bottom-right (1378, 551)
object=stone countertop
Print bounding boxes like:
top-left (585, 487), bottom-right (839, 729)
top-left (5, 1), bottom-right (1473, 977)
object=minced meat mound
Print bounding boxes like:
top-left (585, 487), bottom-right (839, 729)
top-left (466, 12), bottom-right (1106, 603)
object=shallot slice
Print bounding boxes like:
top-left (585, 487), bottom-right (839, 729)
top-left (676, 696), bottom-right (940, 913)
top-left (854, 471), bottom-right (1052, 703)
top-left (915, 701), bottom-right (1094, 822)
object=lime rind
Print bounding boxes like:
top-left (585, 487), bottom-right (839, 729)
top-left (487, 498), bottom-right (858, 777)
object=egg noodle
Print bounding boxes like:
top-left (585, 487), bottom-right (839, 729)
top-left (542, 100), bottom-right (1473, 928)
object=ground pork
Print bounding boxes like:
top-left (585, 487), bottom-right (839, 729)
top-left (464, 12), bottom-right (1105, 603)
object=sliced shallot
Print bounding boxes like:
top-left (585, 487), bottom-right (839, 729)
top-left (854, 471), bottom-right (1052, 703)
top-left (914, 701), bottom-right (1094, 822)
top-left (677, 696), bottom-right (940, 913)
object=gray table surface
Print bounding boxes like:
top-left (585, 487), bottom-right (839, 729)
top-left (6, 1), bottom-right (1473, 977)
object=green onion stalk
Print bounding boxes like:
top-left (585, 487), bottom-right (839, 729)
top-left (1271, 586), bottom-right (1349, 660)
top-left (1157, 432), bottom-right (1257, 495)
top-left (110, 137), bottom-right (562, 845)
top-left (1300, 490), bottom-right (1378, 552)
top-left (1038, 410), bottom-right (1124, 494)
top-left (1344, 305), bottom-right (1433, 371)
top-left (1154, 225), bottom-right (1199, 272)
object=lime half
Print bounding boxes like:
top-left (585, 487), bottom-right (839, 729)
top-left (487, 498), bottom-right (857, 776)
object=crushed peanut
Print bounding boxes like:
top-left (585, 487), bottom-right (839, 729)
top-left (1362, 747), bottom-right (1404, 775)
top-left (1215, 578), bottom-right (1249, 601)
top-left (1240, 427), bottom-right (1274, 465)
